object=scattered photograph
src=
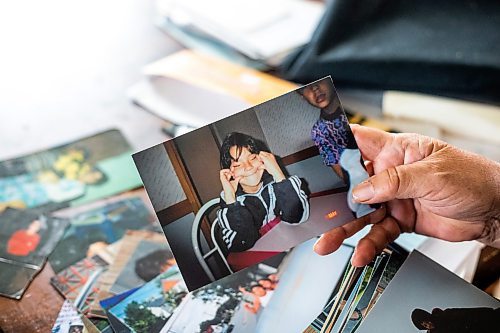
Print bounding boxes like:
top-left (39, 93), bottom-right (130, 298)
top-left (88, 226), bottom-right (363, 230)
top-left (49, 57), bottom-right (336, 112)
top-left (356, 251), bottom-right (500, 333)
top-left (161, 260), bottom-right (284, 333)
top-left (49, 190), bottom-right (157, 273)
top-left (0, 208), bottom-right (69, 299)
top-left (100, 287), bottom-right (140, 333)
top-left (133, 76), bottom-right (376, 290)
top-left (51, 253), bottom-right (110, 314)
top-left (342, 252), bottom-right (390, 333)
top-left (0, 129), bottom-right (142, 217)
top-left (303, 247), bottom-right (405, 333)
top-left (88, 230), bottom-right (172, 317)
top-left (0, 208), bottom-right (69, 267)
top-left (108, 266), bottom-right (188, 333)
top-left (111, 239), bottom-right (174, 294)
top-left (0, 262), bottom-right (37, 300)
top-left (51, 300), bottom-right (86, 333)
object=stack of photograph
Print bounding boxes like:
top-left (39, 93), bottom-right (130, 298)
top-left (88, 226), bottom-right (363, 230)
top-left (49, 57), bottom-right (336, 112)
top-left (133, 77), bottom-right (499, 333)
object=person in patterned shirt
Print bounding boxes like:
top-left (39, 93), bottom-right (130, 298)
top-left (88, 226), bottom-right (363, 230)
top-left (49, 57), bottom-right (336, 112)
top-left (299, 78), bottom-right (357, 182)
top-left (299, 78), bottom-right (375, 218)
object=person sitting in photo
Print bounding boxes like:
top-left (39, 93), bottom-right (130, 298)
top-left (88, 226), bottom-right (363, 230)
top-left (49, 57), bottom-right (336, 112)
top-left (239, 284), bottom-right (273, 314)
top-left (299, 79), bottom-right (374, 218)
top-left (216, 132), bottom-right (310, 254)
top-left (7, 218), bottom-right (44, 257)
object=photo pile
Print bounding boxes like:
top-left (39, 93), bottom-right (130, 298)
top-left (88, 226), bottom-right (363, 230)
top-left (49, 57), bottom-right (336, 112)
top-left (0, 130), bottom-right (143, 299)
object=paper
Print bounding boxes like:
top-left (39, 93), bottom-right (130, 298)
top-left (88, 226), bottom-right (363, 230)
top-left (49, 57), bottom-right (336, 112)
top-left (159, 0), bottom-right (324, 60)
top-left (133, 77), bottom-right (376, 291)
top-left (356, 251), bottom-right (500, 333)
top-left (48, 190), bottom-right (157, 274)
top-left (0, 129), bottom-right (142, 215)
top-left (107, 266), bottom-right (188, 332)
top-left (0, 209), bottom-right (69, 299)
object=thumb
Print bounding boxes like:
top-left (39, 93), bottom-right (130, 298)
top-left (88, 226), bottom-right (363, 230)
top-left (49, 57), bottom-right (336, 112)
top-left (352, 162), bottom-right (426, 203)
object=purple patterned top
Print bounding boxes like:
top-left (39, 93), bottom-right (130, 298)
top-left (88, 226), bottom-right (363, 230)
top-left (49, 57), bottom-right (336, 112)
top-left (311, 113), bottom-right (349, 166)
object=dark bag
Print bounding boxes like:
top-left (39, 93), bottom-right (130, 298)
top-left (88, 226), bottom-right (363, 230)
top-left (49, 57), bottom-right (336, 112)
top-left (280, 0), bottom-right (500, 100)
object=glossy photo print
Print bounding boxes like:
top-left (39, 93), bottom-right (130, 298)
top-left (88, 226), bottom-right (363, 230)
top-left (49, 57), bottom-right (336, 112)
top-left (134, 77), bottom-right (376, 291)
top-left (356, 251), bottom-right (500, 333)
top-left (0, 208), bottom-right (69, 299)
top-left (48, 190), bottom-right (157, 274)
top-left (0, 129), bottom-right (142, 218)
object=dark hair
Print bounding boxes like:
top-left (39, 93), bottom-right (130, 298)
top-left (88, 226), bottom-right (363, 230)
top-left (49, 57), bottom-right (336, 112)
top-left (258, 278), bottom-right (272, 284)
top-left (411, 309), bottom-right (434, 329)
top-left (134, 249), bottom-right (174, 282)
top-left (250, 283), bottom-right (264, 292)
top-left (220, 132), bottom-right (263, 169)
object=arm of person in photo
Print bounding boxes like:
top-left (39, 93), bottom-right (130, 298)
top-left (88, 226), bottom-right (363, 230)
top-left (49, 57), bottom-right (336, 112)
top-left (272, 175), bottom-right (310, 224)
top-left (216, 197), bottom-right (261, 252)
top-left (314, 125), bottom-right (500, 266)
top-left (258, 151), bottom-right (310, 224)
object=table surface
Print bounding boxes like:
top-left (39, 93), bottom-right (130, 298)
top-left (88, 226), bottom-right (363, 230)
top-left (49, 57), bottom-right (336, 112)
top-left (0, 0), bottom-right (180, 331)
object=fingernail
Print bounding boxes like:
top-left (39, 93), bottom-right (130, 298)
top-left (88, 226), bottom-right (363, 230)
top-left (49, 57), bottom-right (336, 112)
top-left (313, 237), bottom-right (322, 252)
top-left (353, 181), bottom-right (374, 202)
top-left (351, 248), bottom-right (357, 265)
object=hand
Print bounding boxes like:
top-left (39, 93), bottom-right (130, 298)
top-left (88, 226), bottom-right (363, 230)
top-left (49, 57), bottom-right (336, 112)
top-left (314, 125), bottom-right (500, 266)
top-left (258, 151), bottom-right (285, 182)
top-left (220, 169), bottom-right (240, 204)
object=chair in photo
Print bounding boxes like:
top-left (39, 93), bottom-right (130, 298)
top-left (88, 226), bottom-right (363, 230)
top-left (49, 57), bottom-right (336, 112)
top-left (191, 198), bottom-right (234, 282)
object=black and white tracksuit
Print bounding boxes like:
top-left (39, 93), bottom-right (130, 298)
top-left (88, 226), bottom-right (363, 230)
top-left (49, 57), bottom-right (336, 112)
top-left (216, 172), bottom-right (309, 253)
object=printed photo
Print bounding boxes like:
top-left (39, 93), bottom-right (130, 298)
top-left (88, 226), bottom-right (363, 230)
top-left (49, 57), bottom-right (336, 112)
top-left (303, 246), bottom-right (407, 333)
top-left (109, 238), bottom-right (175, 295)
top-left (87, 230), bottom-right (172, 317)
top-left (49, 190), bottom-right (157, 273)
top-left (103, 237), bottom-right (351, 333)
top-left (51, 300), bottom-right (86, 333)
top-left (0, 129), bottom-right (142, 218)
top-left (108, 266), bottom-right (188, 333)
top-left (0, 208), bottom-right (69, 267)
top-left (134, 77), bottom-right (376, 290)
top-left (0, 208), bottom-right (69, 299)
top-left (100, 287), bottom-right (140, 333)
top-left (161, 257), bottom-right (285, 333)
top-left (51, 254), bottom-right (110, 314)
top-left (356, 251), bottom-right (500, 333)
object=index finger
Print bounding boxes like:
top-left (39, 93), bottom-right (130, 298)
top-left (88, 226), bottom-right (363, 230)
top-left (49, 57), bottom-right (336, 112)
top-left (351, 124), bottom-right (392, 161)
top-left (314, 205), bottom-right (386, 255)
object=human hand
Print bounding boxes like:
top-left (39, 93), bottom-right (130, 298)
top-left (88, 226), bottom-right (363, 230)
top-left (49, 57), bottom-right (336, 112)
top-left (220, 169), bottom-right (240, 204)
top-left (258, 151), bottom-right (285, 182)
top-left (314, 125), bottom-right (500, 266)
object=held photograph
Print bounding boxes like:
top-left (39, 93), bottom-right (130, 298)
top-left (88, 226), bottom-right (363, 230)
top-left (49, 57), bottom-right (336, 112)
top-left (134, 77), bottom-right (376, 290)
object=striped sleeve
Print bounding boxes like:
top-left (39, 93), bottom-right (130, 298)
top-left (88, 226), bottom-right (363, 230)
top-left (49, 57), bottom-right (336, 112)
top-left (216, 195), bottom-right (260, 252)
top-left (272, 175), bottom-right (310, 224)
